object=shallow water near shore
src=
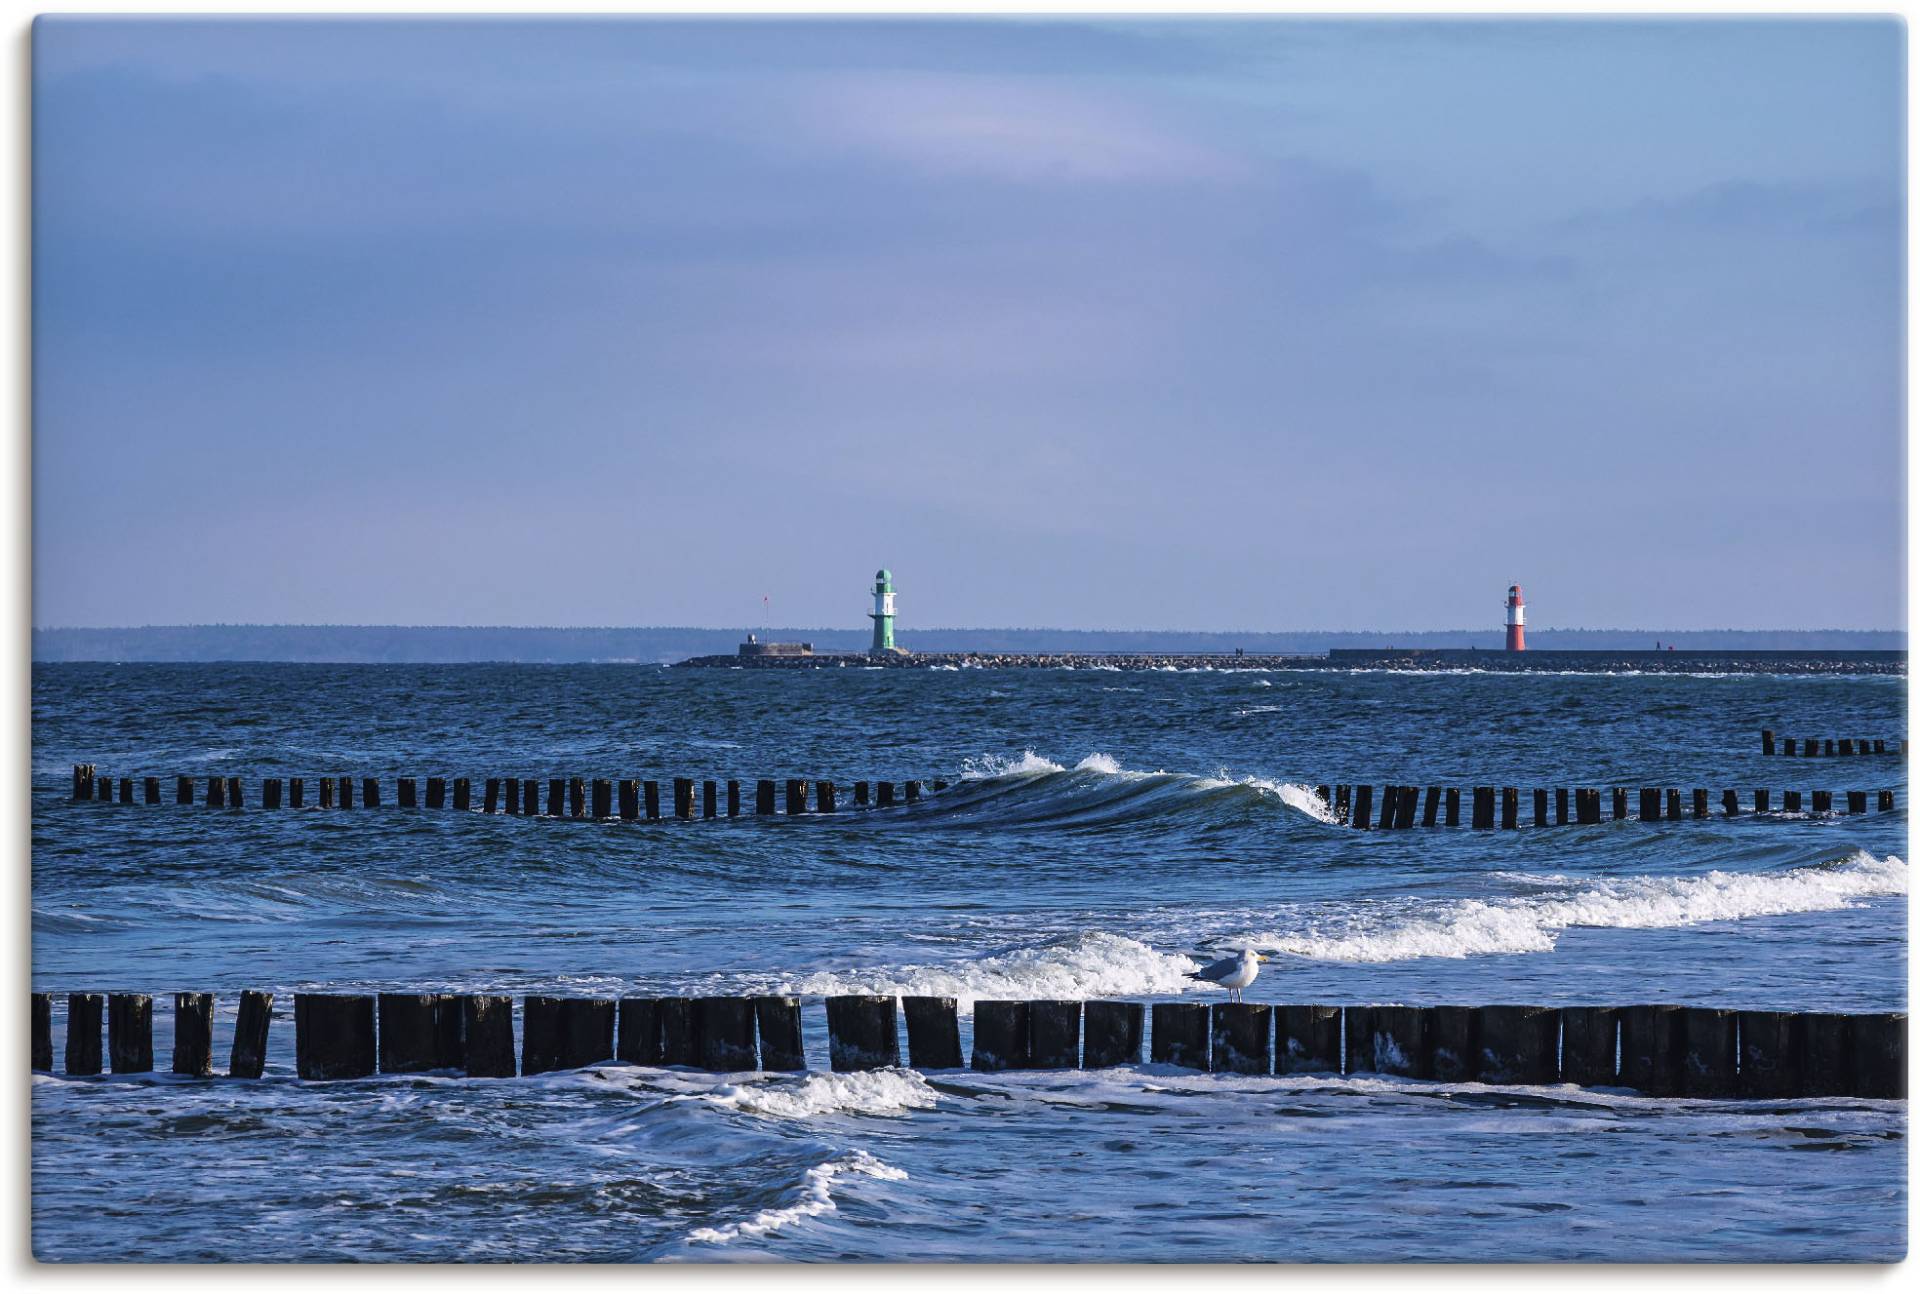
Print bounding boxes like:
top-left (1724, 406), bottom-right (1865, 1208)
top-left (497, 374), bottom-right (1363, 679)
top-left (30, 663), bottom-right (1909, 1261)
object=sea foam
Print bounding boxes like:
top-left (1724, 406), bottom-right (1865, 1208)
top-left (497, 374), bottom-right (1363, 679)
top-left (682, 1150), bottom-right (907, 1246)
top-left (792, 930), bottom-right (1201, 1012)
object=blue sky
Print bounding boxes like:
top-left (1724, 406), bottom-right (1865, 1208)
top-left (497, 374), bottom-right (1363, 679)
top-left (32, 18), bottom-right (1904, 630)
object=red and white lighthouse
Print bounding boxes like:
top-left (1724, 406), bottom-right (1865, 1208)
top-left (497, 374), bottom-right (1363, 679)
top-left (1504, 584), bottom-right (1526, 652)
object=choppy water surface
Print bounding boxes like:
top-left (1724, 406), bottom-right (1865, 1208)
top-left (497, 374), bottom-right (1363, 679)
top-left (30, 664), bottom-right (1909, 1261)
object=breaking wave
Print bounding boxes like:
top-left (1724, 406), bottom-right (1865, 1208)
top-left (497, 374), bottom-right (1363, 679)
top-left (682, 1149), bottom-right (907, 1247)
top-left (945, 750), bottom-right (1335, 827)
top-left (703, 1069), bottom-right (940, 1120)
top-left (791, 931), bottom-right (1201, 1012)
top-left (1241, 851), bottom-right (1907, 963)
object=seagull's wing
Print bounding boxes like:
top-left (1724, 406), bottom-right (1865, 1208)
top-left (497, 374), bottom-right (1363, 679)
top-left (1191, 955), bottom-right (1239, 982)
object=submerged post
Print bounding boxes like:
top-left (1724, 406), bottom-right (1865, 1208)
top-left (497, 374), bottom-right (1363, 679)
top-left (727, 779), bottom-right (740, 817)
top-left (972, 1001), bottom-right (1030, 1071)
top-left (674, 778), bottom-right (695, 820)
top-left (1149, 1002), bottom-right (1209, 1069)
top-left (452, 777), bottom-right (470, 811)
top-left (754, 996), bottom-right (806, 1071)
top-left (619, 779), bottom-right (639, 820)
top-left (757, 779), bottom-right (777, 815)
top-left (1083, 1000), bottom-right (1144, 1068)
top-left (826, 995), bottom-right (899, 1072)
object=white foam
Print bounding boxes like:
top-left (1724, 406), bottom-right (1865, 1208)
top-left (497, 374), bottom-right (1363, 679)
top-left (791, 931), bottom-right (1201, 1012)
top-left (1242, 851), bottom-right (1907, 962)
top-left (703, 1069), bottom-right (939, 1120)
top-left (683, 1150), bottom-right (907, 1246)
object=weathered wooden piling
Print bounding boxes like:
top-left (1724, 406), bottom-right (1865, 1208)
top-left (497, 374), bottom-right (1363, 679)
top-left (71, 764), bottom-right (91, 799)
top-left (1445, 786), bottom-right (1461, 827)
top-left (1501, 787), bottom-right (1518, 829)
top-left (902, 996), bottom-right (962, 1069)
top-left (786, 779), bottom-right (807, 816)
top-left (1424, 786), bottom-right (1442, 827)
top-left (378, 993), bottom-right (464, 1073)
top-left (503, 776), bottom-right (520, 815)
top-left (1722, 789), bottom-right (1739, 817)
top-left (616, 998), bottom-right (664, 1065)
top-left (230, 991), bottom-right (272, 1078)
top-left (1029, 1000), bottom-right (1082, 1069)
top-left (644, 780), bottom-right (661, 820)
top-left (1735, 1010), bottom-right (1801, 1098)
top-left (1825, 739), bottom-right (1836, 756)
top-left (906, 780), bottom-right (923, 802)
top-left (703, 780), bottom-right (718, 819)
top-left (1879, 789), bottom-right (1895, 811)
top-left (1083, 1000), bottom-right (1144, 1068)
top-left (207, 776), bottom-right (226, 808)
top-left (756, 780), bottom-right (777, 814)
top-left (1754, 788), bottom-right (1770, 813)
top-left (1762, 729), bottom-right (1775, 756)
top-left (65, 993), bottom-right (103, 1075)
top-left (876, 781), bottom-right (895, 808)
top-left (452, 777), bottom-right (470, 811)
top-left (1349, 1005), bottom-right (1424, 1077)
top-left (464, 995), bottom-right (515, 1077)
top-left (424, 777), bottom-right (445, 809)
top-left (1474, 1005), bottom-right (1557, 1085)
top-left (1576, 788), bottom-right (1601, 825)
top-left (855, 781), bottom-right (872, 808)
top-left (31, 993), bottom-right (51, 1071)
top-left (1619, 1004), bottom-right (1682, 1096)
top-left (1840, 739), bottom-right (1855, 756)
top-left (1875, 739), bottom-right (1887, 754)
top-left (695, 996), bottom-right (758, 1070)
top-left (1785, 738), bottom-right (1798, 755)
top-left (657, 998), bottom-right (696, 1066)
top-left (1812, 790), bottom-right (1833, 814)
top-left (362, 777), bottom-right (380, 808)
top-left (1665, 788), bottom-right (1682, 820)
top-left (569, 777), bottom-right (586, 818)
top-left (263, 778), bottom-right (282, 809)
top-left (1276, 1005), bottom-right (1341, 1074)
top-left (1150, 1002), bottom-right (1209, 1069)
top-left (1805, 737), bottom-right (1818, 758)
top-left (671, 778), bottom-right (695, 820)
top-left (482, 778), bottom-right (499, 813)
top-left (1847, 790), bottom-right (1867, 814)
top-left (521, 779), bottom-right (538, 815)
top-left (1533, 788), bottom-right (1548, 827)
top-left (1679, 1007), bottom-right (1738, 1097)
top-left (592, 778), bottom-right (612, 819)
top-left (1471, 786), bottom-right (1494, 829)
top-left (118, 776), bottom-right (132, 804)
top-left (1611, 788), bottom-right (1628, 820)
top-left (1784, 790), bottom-right (1803, 813)
top-left (1210, 1003), bottom-right (1272, 1075)
top-left (1850, 1013), bottom-right (1906, 1099)
top-left (727, 780), bottom-right (741, 817)
top-left (1333, 784), bottom-right (1351, 824)
top-left (547, 779), bottom-right (565, 817)
top-left (1424, 1005), bottom-right (1477, 1082)
top-left (338, 776), bottom-right (353, 809)
top-left (1798, 1012), bottom-right (1852, 1097)
top-left (1555, 787), bottom-right (1570, 825)
top-left (972, 1000), bottom-right (1030, 1070)
top-left (1395, 786), bottom-right (1417, 829)
top-left (106, 993), bottom-right (153, 1073)
top-left (618, 779), bottom-right (639, 820)
top-left (294, 994), bottom-right (376, 1080)
top-left (817, 780), bottom-right (837, 814)
top-left (520, 997), bottom-right (614, 1075)
top-left (754, 996), bottom-right (807, 1071)
top-left (1378, 785), bottom-right (1399, 830)
top-left (1352, 783), bottom-right (1373, 829)
top-left (141, 776), bottom-right (159, 805)
top-left (826, 995), bottom-right (899, 1071)
top-left (1559, 1006), bottom-right (1617, 1087)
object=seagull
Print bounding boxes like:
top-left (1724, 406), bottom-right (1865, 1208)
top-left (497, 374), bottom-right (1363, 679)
top-left (1188, 948), bottom-right (1268, 1003)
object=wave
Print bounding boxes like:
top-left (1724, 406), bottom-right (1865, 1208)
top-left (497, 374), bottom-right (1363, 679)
top-left (947, 750), bottom-right (1334, 827)
top-left (791, 931), bottom-right (1201, 1011)
top-left (703, 1069), bottom-right (940, 1120)
top-left (1238, 851), bottom-right (1907, 963)
top-left (682, 1149), bottom-right (907, 1247)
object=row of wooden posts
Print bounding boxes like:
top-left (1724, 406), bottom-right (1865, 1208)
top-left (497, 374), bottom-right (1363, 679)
top-left (30, 991), bottom-right (1906, 1101)
top-left (67, 766), bottom-right (942, 818)
top-left (1319, 783), bottom-right (1898, 829)
top-left (1761, 731), bottom-right (1905, 757)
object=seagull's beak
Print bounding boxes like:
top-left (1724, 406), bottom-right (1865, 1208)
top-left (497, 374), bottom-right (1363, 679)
top-left (1256, 955), bottom-right (1269, 963)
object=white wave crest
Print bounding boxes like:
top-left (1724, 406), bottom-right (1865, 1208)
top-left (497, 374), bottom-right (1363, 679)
top-left (683, 1150), bottom-right (907, 1246)
top-left (791, 931), bottom-right (1201, 1012)
top-left (704, 1068), bottom-right (939, 1120)
top-left (1245, 851), bottom-right (1907, 963)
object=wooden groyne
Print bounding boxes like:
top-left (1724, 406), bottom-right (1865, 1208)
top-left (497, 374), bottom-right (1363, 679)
top-left (29, 991), bottom-right (1905, 1100)
top-left (1761, 730), bottom-right (1907, 757)
top-left (1317, 783), bottom-right (1895, 828)
top-left (65, 766), bottom-right (942, 818)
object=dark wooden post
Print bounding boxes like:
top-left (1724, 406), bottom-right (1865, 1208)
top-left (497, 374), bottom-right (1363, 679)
top-left (1342, 1006), bottom-right (1378, 1074)
top-left (972, 1001), bottom-right (1030, 1071)
top-left (521, 779), bottom-right (538, 814)
top-left (1473, 1005), bottom-right (1557, 1084)
top-left (1333, 784), bottom-right (1350, 824)
top-left (1665, 788), bottom-right (1682, 820)
top-left (378, 993), bottom-right (463, 1073)
top-left (616, 998), bottom-right (664, 1065)
top-left (727, 780), bottom-right (741, 817)
top-left (65, 993), bottom-right (103, 1075)
top-left (1805, 736), bottom-right (1819, 758)
top-left (207, 776), bottom-right (226, 808)
top-left (362, 777), bottom-right (380, 808)
top-left (1351, 784), bottom-right (1373, 829)
top-left (1638, 788), bottom-right (1660, 821)
top-left (1839, 738), bottom-right (1854, 756)
top-left (1350, 1005), bottom-right (1425, 1077)
top-left (1850, 1012), bottom-right (1907, 1099)
top-left (503, 776), bottom-right (520, 815)
top-left (1316, 785), bottom-right (1331, 814)
top-left (117, 777), bottom-right (132, 804)
top-left (674, 778), bottom-right (695, 819)
top-left (816, 780), bottom-right (837, 814)
top-left (1878, 789), bottom-right (1895, 812)
top-left (785, 778), bottom-right (807, 815)
top-left (905, 780), bottom-right (922, 802)
top-left (337, 776), bottom-right (353, 809)
top-left (694, 997), bottom-right (758, 1071)
top-left (876, 781), bottom-right (895, 808)
top-left (521, 997), bottom-right (614, 1074)
top-left (1210, 1003), bottom-right (1272, 1075)
top-left (855, 780), bottom-right (872, 807)
top-left (1394, 786), bottom-right (1417, 829)
top-left (569, 777), bottom-right (586, 818)
top-left (754, 996), bottom-right (806, 1071)
top-left (902, 996), bottom-right (963, 1069)
top-left (71, 764), bottom-right (88, 800)
top-left (230, 991), bottom-right (272, 1078)
top-left (31, 993), bottom-right (52, 1071)
top-left (1762, 729), bottom-right (1775, 755)
top-left (1755, 788), bottom-right (1774, 813)
top-left (1445, 787), bottom-right (1461, 826)
top-left (1680, 1007), bottom-right (1737, 1097)
top-left (1425, 1006), bottom-right (1477, 1082)
top-left (482, 778), bottom-right (499, 813)
top-left (1555, 787), bottom-right (1569, 825)
top-left (1691, 788), bottom-right (1707, 818)
top-left (547, 779), bottom-right (565, 817)
top-left (592, 778), bottom-right (612, 819)
top-left (618, 779), bottom-right (639, 820)
top-left (1799, 1012), bottom-right (1852, 1096)
top-left (1874, 739), bottom-right (1887, 754)
top-left (294, 994), bottom-right (376, 1079)
top-left (169, 991), bottom-right (219, 1077)
top-left (1082, 1000), bottom-right (1144, 1068)
top-left (1500, 787), bottom-right (1518, 829)
top-left (658, 998), bottom-right (697, 1067)
top-left (108, 994), bottom-right (153, 1073)
top-left (1532, 788), bottom-right (1548, 827)
top-left (1028, 1001), bottom-right (1081, 1069)
top-left (1784, 738), bottom-right (1797, 755)
top-left (1722, 789), bottom-right (1739, 817)
top-left (1611, 787), bottom-right (1627, 820)
top-left (1377, 785), bottom-right (1399, 830)
top-left (643, 781), bottom-right (661, 820)
top-left (755, 780), bottom-right (777, 813)
top-left (464, 995), bottom-right (515, 1077)
top-left (1825, 739), bottom-right (1836, 756)
top-left (263, 778), bottom-right (282, 809)
top-left (1149, 1002), bottom-right (1209, 1069)
top-left (1736, 1010), bottom-right (1802, 1098)
top-left (703, 780), bottom-right (718, 819)
top-left (142, 776), bottom-right (160, 805)
top-left (1847, 790), bottom-right (1867, 814)
top-left (1276, 1005), bottom-right (1341, 1074)
top-left (1471, 786), bottom-right (1493, 829)
top-left (1812, 790), bottom-right (1833, 814)
top-left (1619, 1004), bottom-right (1682, 1096)
top-left (825, 995), bottom-right (899, 1071)
top-left (1559, 1006), bottom-right (1616, 1087)
top-left (1784, 790), bottom-right (1803, 813)
top-left (451, 777), bottom-right (470, 811)
top-left (1423, 786), bottom-right (1442, 827)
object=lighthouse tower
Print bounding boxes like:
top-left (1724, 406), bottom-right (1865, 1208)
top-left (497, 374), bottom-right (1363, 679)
top-left (869, 569), bottom-right (898, 655)
top-left (1505, 584), bottom-right (1526, 652)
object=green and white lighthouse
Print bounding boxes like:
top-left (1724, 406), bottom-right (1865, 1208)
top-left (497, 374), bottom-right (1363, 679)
top-left (869, 569), bottom-right (898, 655)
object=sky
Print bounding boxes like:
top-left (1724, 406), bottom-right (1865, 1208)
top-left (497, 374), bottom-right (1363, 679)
top-left (32, 18), bottom-right (1905, 631)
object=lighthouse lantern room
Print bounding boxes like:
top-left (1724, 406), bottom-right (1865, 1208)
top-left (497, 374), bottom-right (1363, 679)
top-left (1505, 584), bottom-right (1526, 652)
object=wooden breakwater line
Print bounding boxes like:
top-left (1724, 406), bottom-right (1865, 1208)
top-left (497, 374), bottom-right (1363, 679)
top-left (1316, 783), bottom-right (1898, 829)
top-left (1761, 730), bottom-right (1907, 757)
top-left (65, 766), bottom-right (943, 818)
top-left (30, 991), bottom-right (1906, 1100)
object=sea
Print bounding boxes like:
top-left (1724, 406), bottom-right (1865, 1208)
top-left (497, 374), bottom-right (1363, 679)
top-left (28, 662), bottom-right (1909, 1262)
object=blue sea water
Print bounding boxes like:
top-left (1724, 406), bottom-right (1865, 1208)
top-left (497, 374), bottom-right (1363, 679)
top-left (29, 663), bottom-right (1909, 1261)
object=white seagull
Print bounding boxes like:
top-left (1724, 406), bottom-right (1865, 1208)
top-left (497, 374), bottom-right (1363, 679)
top-left (1188, 948), bottom-right (1268, 1003)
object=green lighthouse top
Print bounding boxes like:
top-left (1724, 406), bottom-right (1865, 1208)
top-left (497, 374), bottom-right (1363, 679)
top-left (875, 569), bottom-right (892, 585)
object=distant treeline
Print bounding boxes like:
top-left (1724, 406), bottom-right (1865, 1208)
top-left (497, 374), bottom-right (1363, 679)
top-left (29, 624), bottom-right (1908, 664)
